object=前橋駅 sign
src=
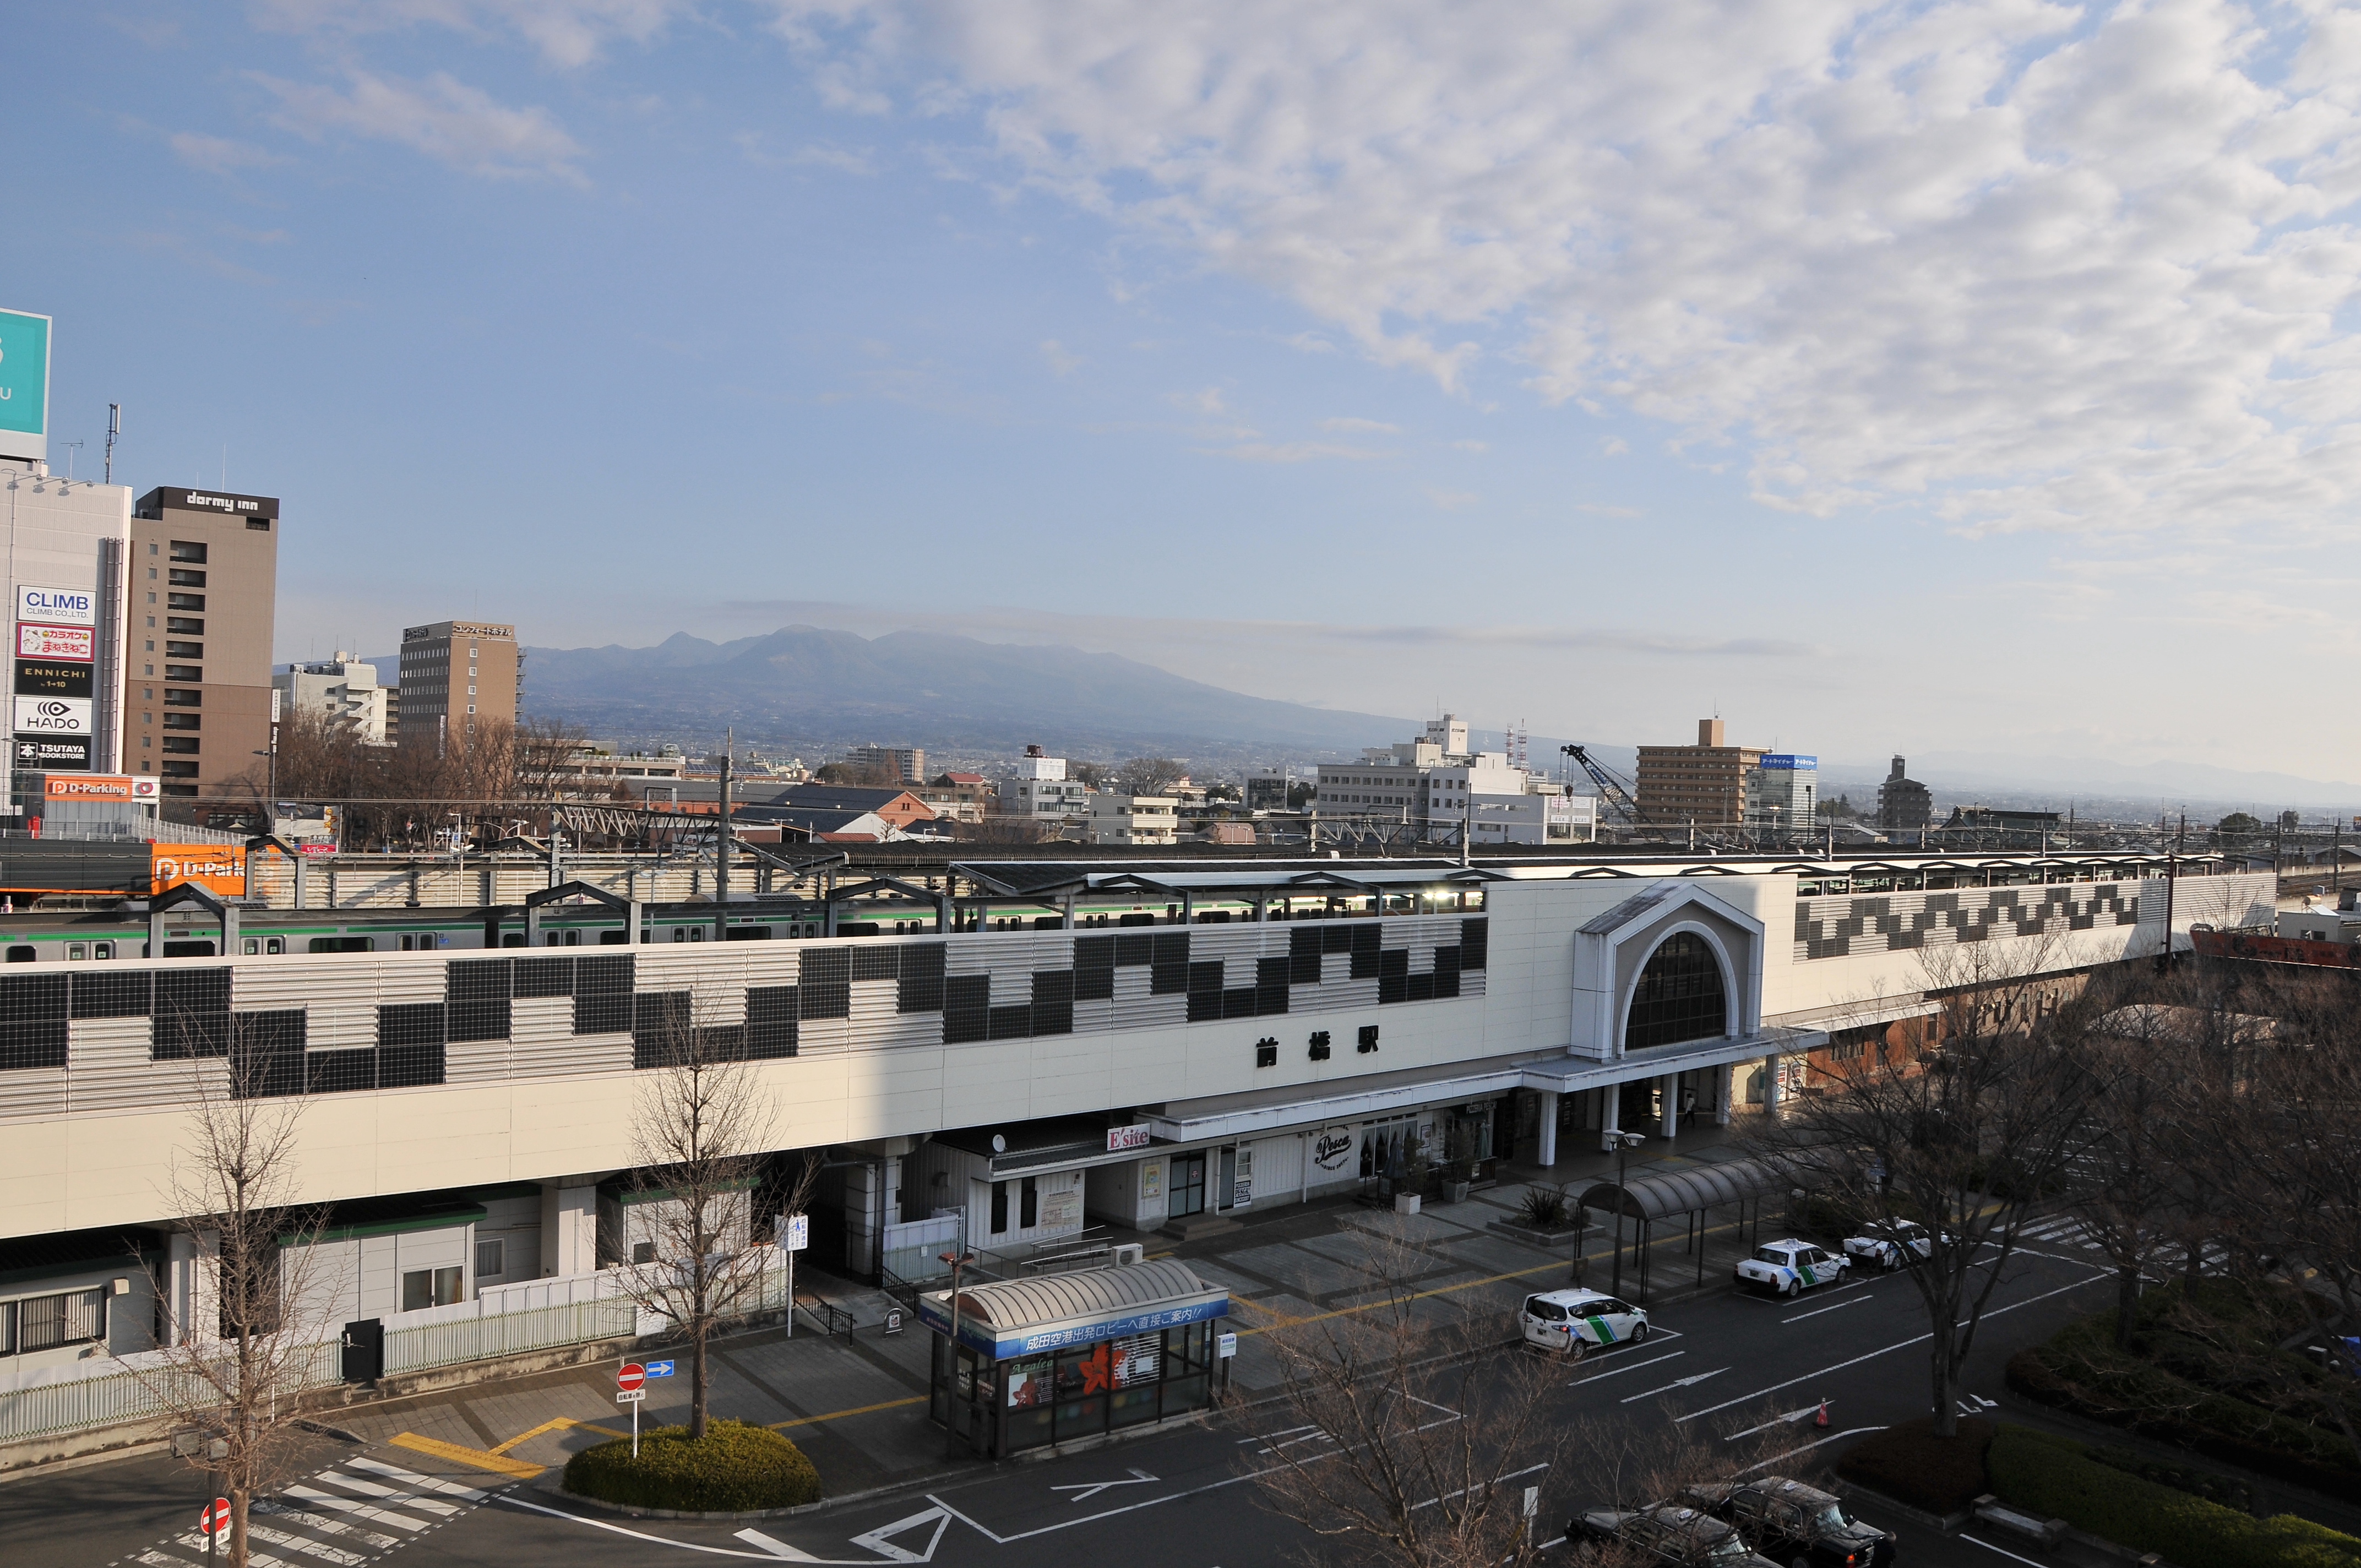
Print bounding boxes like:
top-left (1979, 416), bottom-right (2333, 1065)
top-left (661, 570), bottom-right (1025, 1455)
top-left (0, 309), bottom-right (51, 464)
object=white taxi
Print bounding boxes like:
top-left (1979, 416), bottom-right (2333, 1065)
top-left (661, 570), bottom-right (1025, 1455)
top-left (1520, 1288), bottom-right (1650, 1356)
top-left (1843, 1219), bottom-right (1938, 1271)
top-left (1732, 1238), bottom-right (1848, 1298)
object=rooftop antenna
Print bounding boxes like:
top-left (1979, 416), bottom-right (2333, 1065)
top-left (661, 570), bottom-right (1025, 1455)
top-left (104, 404), bottom-right (119, 484)
top-left (61, 439), bottom-right (82, 480)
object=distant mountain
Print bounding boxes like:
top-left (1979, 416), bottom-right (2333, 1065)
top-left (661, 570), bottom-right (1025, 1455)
top-left (519, 626), bottom-right (1412, 759)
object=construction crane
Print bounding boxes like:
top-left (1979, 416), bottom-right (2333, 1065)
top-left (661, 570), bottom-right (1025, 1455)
top-left (1562, 744), bottom-right (1650, 826)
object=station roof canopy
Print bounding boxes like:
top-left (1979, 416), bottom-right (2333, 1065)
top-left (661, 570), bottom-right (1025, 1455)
top-left (951, 861), bottom-right (1502, 902)
top-left (1574, 1157), bottom-right (1786, 1224)
top-left (920, 1259), bottom-right (1229, 1360)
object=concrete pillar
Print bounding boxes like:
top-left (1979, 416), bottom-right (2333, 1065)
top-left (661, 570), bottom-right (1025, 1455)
top-left (1658, 1072), bottom-right (1678, 1139)
top-left (1536, 1090), bottom-right (1560, 1167)
top-left (1600, 1080), bottom-right (1622, 1153)
top-left (1715, 1063), bottom-right (1734, 1126)
top-left (540, 1182), bottom-right (599, 1277)
top-left (1762, 1054), bottom-right (1783, 1116)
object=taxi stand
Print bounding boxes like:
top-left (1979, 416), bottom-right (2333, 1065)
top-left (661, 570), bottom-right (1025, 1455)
top-left (918, 1260), bottom-right (1230, 1457)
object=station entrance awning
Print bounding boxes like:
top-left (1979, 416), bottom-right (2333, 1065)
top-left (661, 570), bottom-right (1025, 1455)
top-left (917, 1259), bottom-right (1228, 1360)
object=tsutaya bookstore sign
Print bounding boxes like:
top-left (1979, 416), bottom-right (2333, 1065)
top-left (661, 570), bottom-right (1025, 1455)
top-left (0, 308), bottom-right (50, 464)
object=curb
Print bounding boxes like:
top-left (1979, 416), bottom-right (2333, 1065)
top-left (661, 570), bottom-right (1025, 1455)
top-left (1829, 1479), bottom-right (1972, 1536)
top-left (545, 1467), bottom-right (972, 1521)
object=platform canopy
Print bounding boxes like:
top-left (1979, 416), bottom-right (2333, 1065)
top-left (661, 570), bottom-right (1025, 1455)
top-left (1575, 1157), bottom-right (1786, 1224)
top-left (917, 1259), bottom-right (1228, 1360)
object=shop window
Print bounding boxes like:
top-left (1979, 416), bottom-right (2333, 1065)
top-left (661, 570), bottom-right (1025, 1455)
top-left (1624, 932), bottom-right (1728, 1050)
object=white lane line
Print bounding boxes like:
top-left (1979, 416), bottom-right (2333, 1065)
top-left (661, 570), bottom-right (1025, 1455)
top-left (347, 1455), bottom-right (492, 1501)
top-left (1237, 1424), bottom-right (1318, 1445)
top-left (315, 1471), bottom-right (461, 1515)
top-left (1961, 1533), bottom-right (2052, 1566)
top-left (1782, 1296), bottom-right (1869, 1324)
top-left (1621, 1366), bottom-right (1728, 1404)
top-left (495, 1494), bottom-right (785, 1559)
top-left (1678, 1273), bottom-right (2107, 1423)
top-left (1571, 1349), bottom-right (1684, 1386)
top-left (283, 1484), bottom-right (435, 1533)
top-left (1724, 1403), bottom-right (1821, 1439)
top-left (1739, 1425), bottom-right (1887, 1472)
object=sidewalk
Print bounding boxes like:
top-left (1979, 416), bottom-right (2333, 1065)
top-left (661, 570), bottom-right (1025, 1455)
top-left (297, 1125), bottom-right (1768, 1500)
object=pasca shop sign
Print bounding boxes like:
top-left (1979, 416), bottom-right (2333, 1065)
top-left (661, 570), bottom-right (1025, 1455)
top-left (152, 846), bottom-right (246, 898)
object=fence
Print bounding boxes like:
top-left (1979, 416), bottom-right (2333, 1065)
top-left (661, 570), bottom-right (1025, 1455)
top-left (880, 1215), bottom-right (964, 1285)
top-left (0, 1342), bottom-right (339, 1446)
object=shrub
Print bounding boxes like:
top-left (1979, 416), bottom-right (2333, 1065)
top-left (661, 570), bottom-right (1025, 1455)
top-left (1832, 1416), bottom-right (1994, 1515)
top-left (1987, 1423), bottom-right (2361, 1568)
top-left (563, 1419), bottom-right (821, 1513)
top-left (1516, 1188), bottom-right (1570, 1230)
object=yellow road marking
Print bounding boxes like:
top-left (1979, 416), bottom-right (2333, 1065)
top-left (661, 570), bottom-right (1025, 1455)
top-left (766, 1395), bottom-right (927, 1431)
top-left (388, 1431), bottom-right (546, 1479)
top-left (488, 1417), bottom-right (576, 1456)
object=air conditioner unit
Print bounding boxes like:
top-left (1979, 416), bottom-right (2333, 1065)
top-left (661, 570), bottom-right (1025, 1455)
top-left (1111, 1243), bottom-right (1145, 1267)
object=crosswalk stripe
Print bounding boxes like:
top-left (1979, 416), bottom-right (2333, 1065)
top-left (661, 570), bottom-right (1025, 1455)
top-left (235, 1519), bottom-right (371, 1565)
top-left (175, 1536), bottom-right (308, 1568)
top-left (315, 1471), bottom-right (461, 1516)
top-left (138, 1551), bottom-right (200, 1567)
top-left (284, 1483), bottom-right (435, 1533)
top-left (259, 1506), bottom-right (400, 1550)
top-left (348, 1454), bottom-right (491, 1501)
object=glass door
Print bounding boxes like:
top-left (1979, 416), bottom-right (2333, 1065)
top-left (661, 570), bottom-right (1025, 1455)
top-left (1170, 1153), bottom-right (1206, 1217)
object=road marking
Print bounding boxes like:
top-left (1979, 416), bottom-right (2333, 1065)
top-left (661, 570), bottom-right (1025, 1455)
top-left (1723, 1403), bottom-right (1823, 1438)
top-left (1960, 1534), bottom-right (2051, 1566)
top-left (175, 1537), bottom-right (302, 1568)
top-left (735, 1528), bottom-right (824, 1561)
top-left (850, 1507), bottom-right (953, 1562)
top-left (496, 1493), bottom-right (788, 1558)
top-left (1237, 1423), bottom-right (1319, 1444)
top-left (282, 1484), bottom-right (435, 1533)
top-left (1677, 1272), bottom-right (2107, 1423)
top-left (768, 1395), bottom-right (928, 1431)
top-left (255, 1507), bottom-right (399, 1549)
top-left (389, 1429), bottom-right (547, 1478)
top-left (1782, 1295), bottom-right (1869, 1324)
top-left (358, 1451), bottom-right (501, 1495)
top-left (489, 1415), bottom-right (576, 1455)
top-left (1740, 1425), bottom-right (1889, 1472)
top-left (1571, 1349), bottom-right (1684, 1386)
top-left (315, 1471), bottom-right (461, 1515)
top-left (1049, 1469), bottom-right (1159, 1503)
top-left (1621, 1366), bottom-right (1728, 1404)
top-left (198, 1521), bottom-right (367, 1566)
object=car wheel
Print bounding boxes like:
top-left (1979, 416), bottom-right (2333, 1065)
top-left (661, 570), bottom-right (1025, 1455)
top-left (1631, 1320), bottom-right (1650, 1342)
top-left (1792, 1556), bottom-right (1813, 1568)
top-left (1883, 1251), bottom-right (1901, 1271)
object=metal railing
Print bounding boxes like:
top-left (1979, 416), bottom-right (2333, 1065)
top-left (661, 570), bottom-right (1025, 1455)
top-left (383, 1295), bottom-right (637, 1376)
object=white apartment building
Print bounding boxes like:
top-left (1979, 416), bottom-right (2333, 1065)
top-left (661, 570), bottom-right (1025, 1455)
top-left (1315, 713), bottom-right (1590, 846)
top-left (274, 651), bottom-right (388, 743)
top-left (1088, 794), bottom-right (1178, 846)
top-left (997, 745), bottom-right (1089, 820)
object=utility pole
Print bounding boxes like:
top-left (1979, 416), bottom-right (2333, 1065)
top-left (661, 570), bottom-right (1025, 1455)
top-left (104, 404), bottom-right (119, 484)
top-left (715, 728), bottom-right (733, 944)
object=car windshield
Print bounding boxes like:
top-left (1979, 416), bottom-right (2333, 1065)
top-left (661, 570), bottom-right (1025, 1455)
top-left (1753, 1247), bottom-right (1791, 1265)
top-left (1707, 1528), bottom-right (1753, 1561)
top-left (1814, 1503), bottom-right (1849, 1532)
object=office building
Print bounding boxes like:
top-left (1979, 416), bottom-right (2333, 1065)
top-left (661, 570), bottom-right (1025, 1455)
top-left (1878, 756), bottom-right (1932, 831)
top-left (273, 652), bottom-right (388, 743)
top-left (127, 487), bottom-right (279, 807)
top-left (845, 745), bottom-right (925, 783)
top-left (1314, 713), bottom-right (1587, 846)
top-left (2, 465), bottom-right (130, 810)
top-left (997, 745), bottom-right (1088, 820)
top-left (1244, 767), bottom-right (1293, 811)
top-left (398, 620), bottom-right (520, 753)
top-left (1635, 718), bottom-right (1765, 827)
top-left (1744, 754), bottom-right (1818, 840)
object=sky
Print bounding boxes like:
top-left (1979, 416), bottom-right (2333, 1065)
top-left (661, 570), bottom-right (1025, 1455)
top-left (6, 1), bottom-right (2361, 782)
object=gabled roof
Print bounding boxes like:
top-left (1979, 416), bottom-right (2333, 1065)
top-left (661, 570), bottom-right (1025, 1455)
top-left (1578, 878), bottom-right (1761, 938)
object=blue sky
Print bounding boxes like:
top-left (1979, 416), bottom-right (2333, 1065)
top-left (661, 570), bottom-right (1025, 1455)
top-left (7, 2), bottom-right (2360, 782)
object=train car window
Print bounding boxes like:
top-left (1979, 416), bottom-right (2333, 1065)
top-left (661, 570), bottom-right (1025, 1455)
top-left (68, 944), bottom-right (87, 961)
top-left (161, 941), bottom-right (215, 957)
top-left (601, 930), bottom-right (631, 945)
top-left (671, 928), bottom-right (686, 942)
top-left (308, 937), bottom-right (374, 954)
top-left (265, 938), bottom-right (284, 955)
top-left (501, 932), bottom-right (526, 948)
top-left (241, 939), bottom-right (259, 955)
top-left (93, 942), bottom-right (112, 960)
top-left (400, 934), bottom-right (414, 951)
top-left (7, 945), bottom-right (37, 962)
top-left (564, 929), bottom-right (581, 946)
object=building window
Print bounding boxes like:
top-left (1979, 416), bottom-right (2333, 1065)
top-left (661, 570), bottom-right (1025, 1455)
top-left (475, 1238), bottom-right (504, 1279)
top-left (2, 1287), bottom-right (108, 1355)
top-left (1625, 932), bottom-right (1728, 1050)
top-left (400, 1267), bottom-right (464, 1310)
top-left (991, 1180), bottom-right (1009, 1234)
top-left (1021, 1176), bottom-right (1039, 1229)
top-left (169, 541), bottom-right (206, 563)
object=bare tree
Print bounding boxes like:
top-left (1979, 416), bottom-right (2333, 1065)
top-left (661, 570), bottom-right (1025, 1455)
top-left (1756, 937), bottom-right (2110, 1437)
top-left (1230, 1237), bottom-right (1564, 1568)
top-left (1116, 756), bottom-right (1188, 797)
top-left (128, 1046), bottom-right (333, 1568)
top-left (614, 998), bottom-right (813, 1439)
top-left (2055, 986), bottom-right (2195, 1349)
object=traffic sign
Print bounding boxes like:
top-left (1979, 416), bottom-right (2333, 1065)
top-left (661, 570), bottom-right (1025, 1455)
top-left (617, 1362), bottom-right (645, 1392)
top-left (644, 1359), bottom-right (675, 1378)
top-left (199, 1499), bottom-right (231, 1537)
top-left (616, 1389), bottom-right (645, 1404)
top-left (782, 1213), bottom-right (809, 1253)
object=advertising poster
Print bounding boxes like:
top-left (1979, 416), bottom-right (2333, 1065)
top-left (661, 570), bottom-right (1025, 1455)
top-left (13, 695), bottom-right (91, 734)
top-left (13, 736), bottom-right (90, 770)
top-left (16, 583), bottom-right (95, 627)
top-left (15, 659), bottom-right (93, 699)
top-left (151, 846), bottom-right (246, 899)
top-left (17, 624), bottom-right (93, 660)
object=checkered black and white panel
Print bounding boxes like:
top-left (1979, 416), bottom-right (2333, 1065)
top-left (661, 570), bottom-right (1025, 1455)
top-left (1791, 885), bottom-right (2140, 961)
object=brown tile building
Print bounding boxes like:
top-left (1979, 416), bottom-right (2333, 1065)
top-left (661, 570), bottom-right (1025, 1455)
top-left (127, 487), bottom-right (279, 810)
top-left (1635, 718), bottom-right (1765, 828)
top-left (397, 620), bottom-right (520, 754)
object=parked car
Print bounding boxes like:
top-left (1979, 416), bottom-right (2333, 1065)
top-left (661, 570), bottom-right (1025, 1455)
top-left (1733, 1239), bottom-right (1848, 1298)
top-left (1520, 1288), bottom-right (1650, 1356)
top-left (1682, 1477), bottom-right (1897, 1567)
top-left (1566, 1503), bottom-right (1778, 1565)
top-left (1842, 1219), bottom-right (1936, 1271)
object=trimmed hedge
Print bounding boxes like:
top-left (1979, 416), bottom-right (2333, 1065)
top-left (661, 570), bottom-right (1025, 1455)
top-left (1832, 1416), bottom-right (1995, 1516)
top-left (1987, 1424), bottom-right (2361, 1568)
top-left (563, 1419), bottom-right (822, 1512)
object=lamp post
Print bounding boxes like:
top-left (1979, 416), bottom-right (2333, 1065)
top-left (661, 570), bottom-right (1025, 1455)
top-left (1609, 1130), bottom-right (1645, 1299)
top-left (940, 1248), bottom-right (976, 1460)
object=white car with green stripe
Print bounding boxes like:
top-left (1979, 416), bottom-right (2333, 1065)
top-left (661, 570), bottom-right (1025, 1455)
top-left (1733, 1239), bottom-right (1849, 1298)
top-left (1519, 1288), bottom-right (1649, 1355)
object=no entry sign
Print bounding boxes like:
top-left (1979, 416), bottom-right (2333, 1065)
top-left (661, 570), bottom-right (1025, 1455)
top-left (617, 1362), bottom-right (645, 1393)
top-left (199, 1498), bottom-right (231, 1537)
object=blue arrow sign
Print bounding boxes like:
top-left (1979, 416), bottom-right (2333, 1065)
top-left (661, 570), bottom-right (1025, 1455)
top-left (644, 1360), bottom-right (675, 1378)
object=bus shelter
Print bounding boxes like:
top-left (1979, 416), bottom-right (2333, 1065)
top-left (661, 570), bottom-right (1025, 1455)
top-left (918, 1260), bottom-right (1230, 1457)
top-left (1574, 1158), bottom-right (1785, 1297)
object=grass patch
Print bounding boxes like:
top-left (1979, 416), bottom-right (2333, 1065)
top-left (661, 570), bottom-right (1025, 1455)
top-left (563, 1419), bottom-right (821, 1513)
top-left (1988, 1423), bottom-right (2361, 1568)
top-left (1832, 1415), bottom-right (1994, 1515)
top-left (2006, 1278), bottom-right (2361, 1495)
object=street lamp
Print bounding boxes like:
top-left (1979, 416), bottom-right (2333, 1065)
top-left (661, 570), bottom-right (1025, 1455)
top-left (1609, 1131), bottom-right (1645, 1299)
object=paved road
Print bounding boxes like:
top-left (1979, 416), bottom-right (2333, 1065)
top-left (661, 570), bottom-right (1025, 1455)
top-left (15, 1237), bottom-right (2117, 1568)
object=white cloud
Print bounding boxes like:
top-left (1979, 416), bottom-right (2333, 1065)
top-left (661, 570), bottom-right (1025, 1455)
top-left (781, 0), bottom-right (2361, 540)
top-left (252, 0), bottom-right (692, 68)
top-left (257, 69), bottom-right (587, 183)
top-left (1574, 502), bottom-right (1642, 518)
top-left (1426, 487), bottom-right (1478, 510)
top-left (169, 132), bottom-right (290, 176)
top-left (1173, 386), bottom-right (1228, 415)
top-left (1208, 441), bottom-right (1380, 462)
top-left (1040, 338), bottom-right (1082, 375)
top-left (1599, 436), bottom-right (1629, 458)
top-left (735, 134), bottom-right (878, 173)
top-left (1452, 439), bottom-right (1488, 453)
top-left (1320, 416), bottom-right (1400, 434)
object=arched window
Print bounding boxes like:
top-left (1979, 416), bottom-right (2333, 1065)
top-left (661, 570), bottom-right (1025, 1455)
top-left (1625, 931), bottom-right (1727, 1050)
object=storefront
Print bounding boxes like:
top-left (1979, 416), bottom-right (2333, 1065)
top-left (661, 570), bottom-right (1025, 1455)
top-left (919, 1260), bottom-right (1230, 1457)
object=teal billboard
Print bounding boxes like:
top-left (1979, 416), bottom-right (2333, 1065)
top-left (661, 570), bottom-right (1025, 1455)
top-left (0, 308), bottom-right (52, 462)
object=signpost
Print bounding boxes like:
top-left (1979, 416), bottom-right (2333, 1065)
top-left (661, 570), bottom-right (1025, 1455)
top-left (618, 1362), bottom-right (646, 1456)
top-left (199, 1497), bottom-right (231, 1560)
top-left (782, 1213), bottom-right (809, 1338)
